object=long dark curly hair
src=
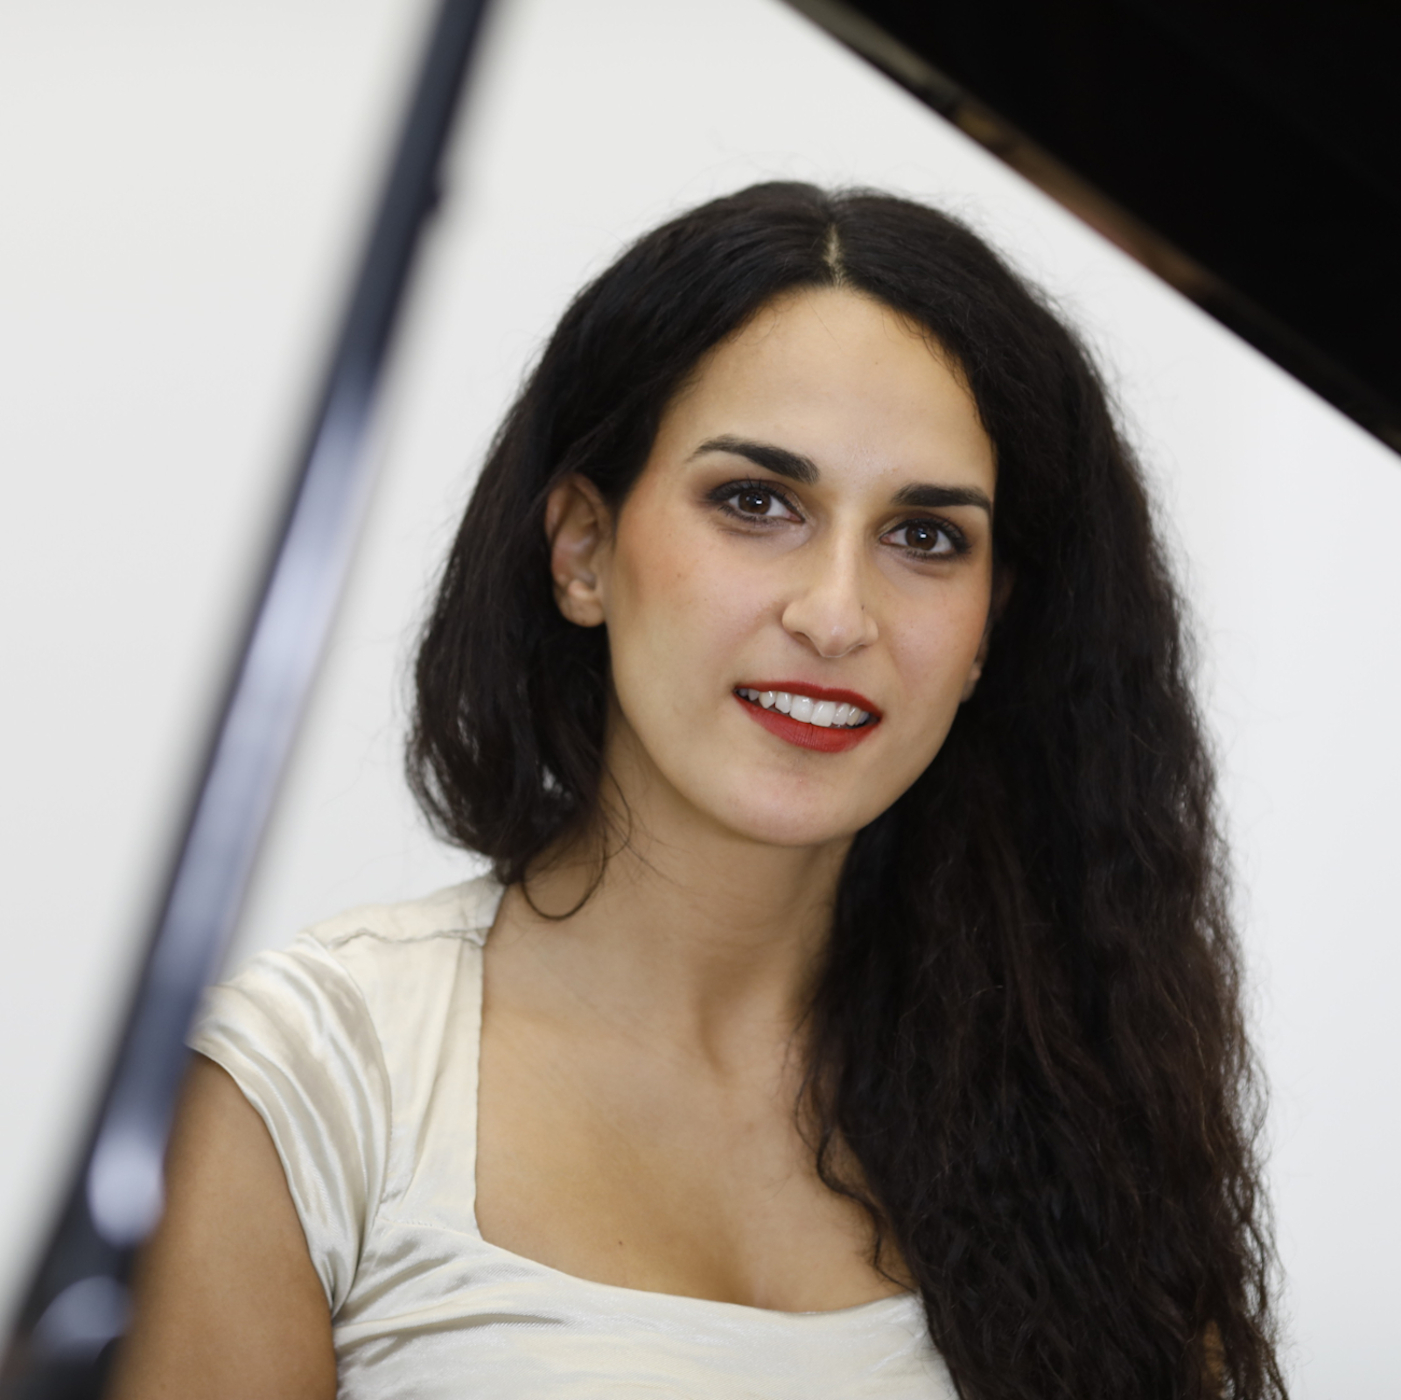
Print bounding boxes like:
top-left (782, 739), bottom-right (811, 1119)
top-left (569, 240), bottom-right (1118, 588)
top-left (408, 183), bottom-right (1286, 1399)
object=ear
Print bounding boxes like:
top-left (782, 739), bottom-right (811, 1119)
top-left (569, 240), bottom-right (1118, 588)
top-left (545, 474), bottom-right (612, 627)
top-left (960, 564), bottom-right (1015, 703)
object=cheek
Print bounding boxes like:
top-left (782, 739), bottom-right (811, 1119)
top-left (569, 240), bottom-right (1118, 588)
top-left (606, 514), bottom-right (768, 700)
top-left (887, 591), bottom-right (990, 720)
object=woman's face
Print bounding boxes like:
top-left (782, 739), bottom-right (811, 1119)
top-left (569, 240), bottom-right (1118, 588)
top-left (553, 287), bottom-right (998, 851)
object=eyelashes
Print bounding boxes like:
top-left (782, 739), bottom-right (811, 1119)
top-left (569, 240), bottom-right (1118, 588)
top-left (705, 478), bottom-right (972, 559)
top-left (705, 479), bottom-right (803, 524)
top-left (881, 519), bottom-right (971, 558)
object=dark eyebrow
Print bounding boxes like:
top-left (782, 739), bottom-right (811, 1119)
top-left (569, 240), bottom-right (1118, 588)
top-left (691, 435), bottom-right (819, 485)
top-left (892, 482), bottom-right (993, 516)
top-left (693, 434), bottom-right (992, 516)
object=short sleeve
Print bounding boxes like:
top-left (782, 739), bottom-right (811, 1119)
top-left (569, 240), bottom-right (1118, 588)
top-left (189, 933), bottom-right (391, 1313)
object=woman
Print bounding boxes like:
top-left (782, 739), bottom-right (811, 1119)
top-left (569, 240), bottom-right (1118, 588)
top-left (115, 184), bottom-right (1286, 1399)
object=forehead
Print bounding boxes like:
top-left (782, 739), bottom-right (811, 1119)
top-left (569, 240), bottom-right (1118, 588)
top-left (654, 287), bottom-right (995, 494)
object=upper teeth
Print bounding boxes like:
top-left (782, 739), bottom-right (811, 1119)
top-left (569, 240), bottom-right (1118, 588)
top-left (736, 688), bottom-right (871, 728)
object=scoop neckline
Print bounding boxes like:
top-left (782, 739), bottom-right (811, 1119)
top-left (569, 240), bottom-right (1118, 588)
top-left (471, 1230), bottom-right (918, 1321)
top-left (459, 875), bottom-right (918, 1322)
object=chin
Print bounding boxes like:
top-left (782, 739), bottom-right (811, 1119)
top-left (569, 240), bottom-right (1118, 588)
top-left (708, 782), bottom-right (877, 850)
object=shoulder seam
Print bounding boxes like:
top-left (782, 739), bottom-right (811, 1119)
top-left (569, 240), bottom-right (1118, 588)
top-left (290, 936), bottom-right (400, 1291)
top-left (319, 924), bottom-right (488, 951)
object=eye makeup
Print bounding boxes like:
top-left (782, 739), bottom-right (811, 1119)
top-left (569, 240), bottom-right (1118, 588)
top-left (880, 517), bottom-right (972, 559)
top-left (704, 476), bottom-right (975, 560)
top-left (705, 478), bottom-right (802, 524)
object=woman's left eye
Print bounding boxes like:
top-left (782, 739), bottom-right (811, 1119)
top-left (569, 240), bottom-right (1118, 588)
top-left (882, 519), bottom-right (964, 556)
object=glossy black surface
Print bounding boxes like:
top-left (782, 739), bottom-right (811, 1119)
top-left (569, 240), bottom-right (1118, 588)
top-left (797, 0), bottom-right (1401, 451)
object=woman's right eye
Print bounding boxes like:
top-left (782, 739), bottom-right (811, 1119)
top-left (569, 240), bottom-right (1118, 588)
top-left (713, 482), bottom-right (801, 522)
top-left (736, 488), bottom-right (779, 515)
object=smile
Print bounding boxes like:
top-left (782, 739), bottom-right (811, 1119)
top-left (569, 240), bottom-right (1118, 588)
top-left (736, 688), bottom-right (872, 728)
top-left (733, 683), bottom-right (881, 754)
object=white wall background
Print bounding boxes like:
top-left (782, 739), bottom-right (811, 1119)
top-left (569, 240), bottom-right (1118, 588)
top-left (2, 0), bottom-right (1397, 1392)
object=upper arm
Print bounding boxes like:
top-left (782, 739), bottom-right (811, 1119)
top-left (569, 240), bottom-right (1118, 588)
top-left (108, 1054), bottom-right (337, 1400)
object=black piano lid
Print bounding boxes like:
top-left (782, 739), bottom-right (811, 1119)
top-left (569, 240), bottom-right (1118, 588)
top-left (789, 0), bottom-right (1401, 455)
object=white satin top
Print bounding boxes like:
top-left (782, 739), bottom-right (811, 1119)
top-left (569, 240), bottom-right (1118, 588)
top-left (191, 875), bottom-right (956, 1399)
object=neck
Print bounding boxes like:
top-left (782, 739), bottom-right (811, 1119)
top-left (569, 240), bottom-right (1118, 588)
top-left (499, 725), bottom-right (851, 1071)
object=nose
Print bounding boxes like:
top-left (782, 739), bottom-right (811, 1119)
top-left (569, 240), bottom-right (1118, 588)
top-left (780, 534), bottom-right (879, 659)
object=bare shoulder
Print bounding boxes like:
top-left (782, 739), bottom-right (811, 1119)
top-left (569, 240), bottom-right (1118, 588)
top-left (109, 1055), bottom-right (336, 1400)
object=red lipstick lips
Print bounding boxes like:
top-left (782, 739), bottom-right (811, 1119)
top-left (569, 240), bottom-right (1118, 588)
top-left (733, 682), bottom-right (882, 754)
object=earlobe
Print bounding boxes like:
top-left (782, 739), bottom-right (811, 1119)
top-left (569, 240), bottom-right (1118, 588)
top-left (960, 659), bottom-right (984, 704)
top-left (545, 474), bottom-right (611, 628)
top-left (961, 566), bottom-right (1010, 703)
